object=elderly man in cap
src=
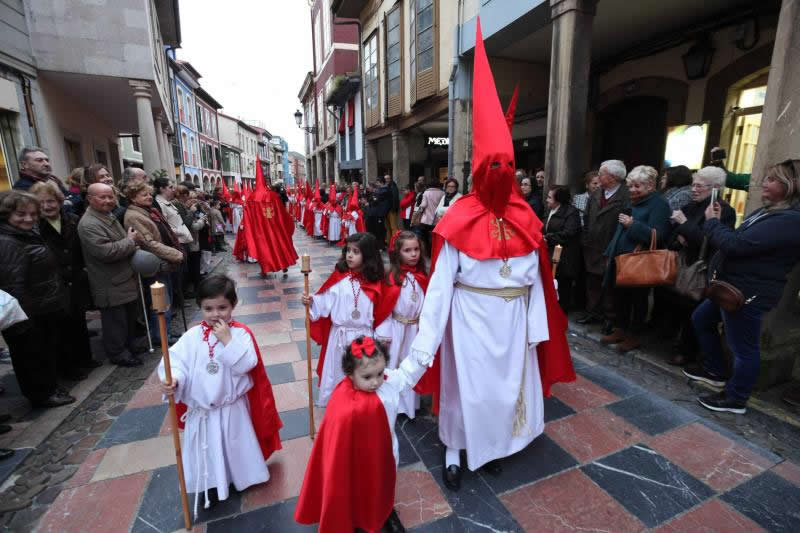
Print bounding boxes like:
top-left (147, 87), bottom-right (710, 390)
top-left (78, 183), bottom-right (146, 367)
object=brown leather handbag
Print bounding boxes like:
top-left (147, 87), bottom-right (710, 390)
top-left (673, 237), bottom-right (709, 301)
top-left (707, 270), bottom-right (750, 312)
top-left (615, 229), bottom-right (678, 287)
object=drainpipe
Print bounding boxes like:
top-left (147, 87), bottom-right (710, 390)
top-left (448, 0), bottom-right (464, 182)
top-left (19, 73), bottom-right (41, 146)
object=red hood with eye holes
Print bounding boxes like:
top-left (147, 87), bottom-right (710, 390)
top-left (432, 17), bottom-right (543, 261)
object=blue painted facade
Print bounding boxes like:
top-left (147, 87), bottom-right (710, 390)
top-left (171, 62), bottom-right (202, 185)
top-left (279, 138), bottom-right (291, 185)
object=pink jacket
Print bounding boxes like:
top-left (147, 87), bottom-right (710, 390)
top-left (419, 187), bottom-right (445, 225)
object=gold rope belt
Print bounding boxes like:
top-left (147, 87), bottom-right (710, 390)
top-left (454, 282), bottom-right (529, 302)
top-left (392, 312), bottom-right (420, 325)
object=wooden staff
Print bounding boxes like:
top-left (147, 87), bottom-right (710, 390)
top-left (151, 282), bottom-right (191, 531)
top-left (552, 244), bottom-right (563, 279)
top-left (301, 254), bottom-right (316, 440)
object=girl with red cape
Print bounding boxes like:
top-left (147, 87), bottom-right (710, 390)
top-left (302, 232), bottom-right (387, 407)
top-left (159, 275), bottom-right (282, 517)
top-left (374, 230), bottom-right (429, 419)
top-left (410, 18), bottom-right (575, 491)
top-left (294, 336), bottom-right (431, 533)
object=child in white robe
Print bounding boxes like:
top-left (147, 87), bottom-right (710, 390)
top-left (303, 232), bottom-right (385, 406)
top-left (160, 275), bottom-right (281, 517)
top-left (375, 230), bottom-right (428, 418)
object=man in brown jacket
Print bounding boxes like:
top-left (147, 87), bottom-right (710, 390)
top-left (78, 184), bottom-right (144, 367)
top-left (578, 160), bottom-right (630, 333)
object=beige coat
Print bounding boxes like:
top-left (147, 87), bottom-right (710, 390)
top-left (419, 187), bottom-right (445, 225)
top-left (155, 195), bottom-right (193, 244)
top-left (77, 207), bottom-right (138, 308)
top-left (123, 205), bottom-right (184, 269)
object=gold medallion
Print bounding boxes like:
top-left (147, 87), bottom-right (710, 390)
top-left (499, 262), bottom-right (512, 278)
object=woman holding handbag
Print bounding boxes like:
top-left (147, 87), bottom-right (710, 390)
top-left (685, 159), bottom-right (800, 414)
top-left (661, 167), bottom-right (735, 366)
top-left (601, 165), bottom-right (671, 353)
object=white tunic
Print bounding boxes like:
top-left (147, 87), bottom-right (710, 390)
top-left (310, 276), bottom-right (375, 406)
top-left (344, 211), bottom-right (359, 236)
top-left (328, 211), bottom-right (342, 241)
top-left (377, 350), bottom-right (433, 464)
top-left (314, 209), bottom-right (324, 237)
top-left (410, 241), bottom-right (549, 470)
top-left (232, 204), bottom-right (243, 234)
top-left (375, 273), bottom-right (424, 418)
top-left (158, 326), bottom-right (269, 510)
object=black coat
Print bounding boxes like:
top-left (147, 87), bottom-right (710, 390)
top-left (545, 204), bottom-right (582, 279)
top-left (668, 197), bottom-right (736, 264)
top-left (583, 185), bottom-right (630, 275)
top-left (523, 191), bottom-right (544, 221)
top-left (388, 181), bottom-right (400, 211)
top-left (38, 211), bottom-right (93, 311)
top-left (0, 222), bottom-right (65, 318)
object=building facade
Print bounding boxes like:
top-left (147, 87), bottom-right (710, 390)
top-left (218, 113), bottom-right (242, 189)
top-left (195, 86), bottom-right (223, 189)
top-left (237, 119), bottom-right (260, 190)
top-left (289, 151), bottom-right (306, 184)
top-left (171, 57), bottom-right (202, 186)
top-left (0, 0), bottom-right (180, 188)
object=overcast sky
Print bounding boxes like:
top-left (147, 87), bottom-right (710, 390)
top-left (177, 0), bottom-right (313, 154)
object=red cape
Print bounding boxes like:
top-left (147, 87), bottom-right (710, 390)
top-left (414, 236), bottom-right (575, 412)
top-left (294, 377), bottom-right (395, 532)
top-left (175, 322), bottom-right (282, 460)
top-left (239, 161), bottom-right (298, 272)
top-left (309, 270), bottom-right (387, 378)
top-left (373, 267), bottom-right (429, 328)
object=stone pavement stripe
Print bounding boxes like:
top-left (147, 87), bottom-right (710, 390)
top-left (720, 470), bottom-right (800, 532)
top-left (652, 498), bottom-right (766, 533)
top-left (551, 375), bottom-right (620, 411)
top-left (398, 414), bottom-right (444, 470)
top-left (91, 435), bottom-right (178, 483)
top-left (126, 373), bottom-right (164, 410)
top-left (63, 448), bottom-right (106, 489)
top-left (545, 408), bottom-right (646, 464)
top-left (289, 318), bottom-right (306, 330)
top-left (500, 468), bottom-right (644, 532)
top-left (95, 404), bottom-right (169, 449)
top-left (233, 302), bottom-right (283, 316)
top-left (772, 460), bottom-right (800, 485)
top-left (407, 514), bottom-right (462, 532)
top-left (247, 320), bottom-right (292, 335)
top-left (241, 436), bottom-right (314, 513)
top-left (264, 342), bottom-right (302, 364)
top-left (36, 472), bottom-right (149, 533)
top-left (396, 420), bottom-right (422, 467)
top-left (206, 497), bottom-right (315, 532)
top-left (394, 469), bottom-right (452, 528)
top-left (648, 422), bottom-right (777, 491)
top-left (278, 407), bottom-right (313, 441)
top-left (582, 445), bottom-right (714, 528)
top-left (696, 418), bottom-right (784, 464)
top-left (265, 363), bottom-right (296, 385)
top-left (282, 287), bottom-right (304, 295)
top-left (606, 393), bottom-right (699, 436)
top-left (272, 380), bottom-right (317, 412)
top-left (295, 339), bottom-right (321, 360)
top-left (256, 332), bottom-right (292, 346)
top-left (0, 447), bottom-right (32, 489)
top-left (479, 434), bottom-right (578, 495)
top-left (542, 396), bottom-right (576, 423)
top-left (576, 364), bottom-right (648, 399)
top-left (235, 311), bottom-right (282, 324)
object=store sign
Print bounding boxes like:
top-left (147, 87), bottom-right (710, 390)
top-left (426, 136), bottom-right (449, 147)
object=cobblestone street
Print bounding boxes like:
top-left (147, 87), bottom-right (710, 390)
top-left (1, 230), bottom-right (798, 532)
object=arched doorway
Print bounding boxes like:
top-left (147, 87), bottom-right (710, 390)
top-left (202, 175), bottom-right (209, 191)
top-left (597, 95), bottom-right (669, 171)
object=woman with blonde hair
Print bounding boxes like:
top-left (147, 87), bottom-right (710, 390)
top-left (64, 167), bottom-right (86, 216)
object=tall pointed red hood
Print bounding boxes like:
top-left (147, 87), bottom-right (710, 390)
top-left (346, 186), bottom-right (359, 211)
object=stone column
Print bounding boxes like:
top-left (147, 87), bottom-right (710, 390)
top-left (392, 131), bottom-right (410, 188)
top-left (744, 0), bottom-right (800, 387)
top-left (129, 80), bottom-right (161, 177)
top-left (365, 139), bottom-right (378, 182)
top-left (316, 151), bottom-right (324, 185)
top-left (544, 0), bottom-right (597, 191)
top-left (153, 112), bottom-right (169, 174)
top-left (326, 148), bottom-right (335, 185)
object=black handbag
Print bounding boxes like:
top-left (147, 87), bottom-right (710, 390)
top-left (673, 237), bottom-right (709, 301)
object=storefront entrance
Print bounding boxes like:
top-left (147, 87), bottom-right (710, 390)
top-left (597, 96), bottom-right (668, 171)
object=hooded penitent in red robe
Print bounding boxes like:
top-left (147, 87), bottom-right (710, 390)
top-left (175, 321), bottom-right (282, 460)
top-left (303, 182), bottom-right (315, 236)
top-left (294, 377), bottom-right (395, 532)
top-left (233, 157), bottom-right (298, 272)
top-left (413, 18), bottom-right (574, 411)
top-left (309, 270), bottom-right (389, 379)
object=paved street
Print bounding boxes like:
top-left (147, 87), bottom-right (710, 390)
top-left (1, 229), bottom-right (799, 532)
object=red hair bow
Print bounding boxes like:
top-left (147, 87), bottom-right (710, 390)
top-left (351, 337), bottom-right (376, 359)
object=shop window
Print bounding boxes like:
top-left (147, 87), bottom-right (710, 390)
top-left (385, 3), bottom-right (403, 117)
top-left (410, 0), bottom-right (437, 106)
top-left (363, 32), bottom-right (380, 128)
top-left (132, 135), bottom-right (141, 152)
top-left (0, 112), bottom-right (20, 189)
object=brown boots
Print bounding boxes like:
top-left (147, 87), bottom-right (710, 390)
top-left (600, 328), bottom-right (640, 353)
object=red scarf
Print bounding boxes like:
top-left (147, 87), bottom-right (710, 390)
top-left (310, 270), bottom-right (386, 378)
top-left (174, 322), bottom-right (282, 460)
top-left (294, 377), bottom-right (395, 532)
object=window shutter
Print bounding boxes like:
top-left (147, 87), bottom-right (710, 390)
top-left (409, 1), bottom-right (417, 106)
top-left (385, 3), bottom-right (403, 118)
top-left (415, 0), bottom-right (437, 102)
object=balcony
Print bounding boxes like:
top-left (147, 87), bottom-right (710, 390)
top-left (331, 0), bottom-right (369, 18)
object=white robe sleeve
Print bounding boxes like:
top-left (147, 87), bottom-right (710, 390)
top-left (309, 288), bottom-right (335, 321)
top-left (215, 329), bottom-right (258, 376)
top-left (527, 253), bottom-right (550, 347)
top-left (158, 335), bottom-right (190, 404)
top-left (382, 349), bottom-right (431, 395)
top-left (410, 241), bottom-right (459, 358)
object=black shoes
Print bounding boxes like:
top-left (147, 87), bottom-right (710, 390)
top-left (0, 448), bottom-right (14, 461)
top-left (698, 391), bottom-right (747, 414)
top-left (62, 370), bottom-right (90, 381)
top-left (576, 313), bottom-right (599, 325)
top-left (113, 356), bottom-right (143, 368)
top-left (483, 459), bottom-right (503, 477)
top-left (683, 365), bottom-right (726, 388)
top-left (443, 464), bottom-right (461, 491)
top-left (384, 509), bottom-right (406, 533)
top-left (34, 391), bottom-right (76, 408)
top-left (82, 359), bottom-right (103, 369)
top-left (0, 424), bottom-right (11, 435)
top-left (601, 320), bottom-right (614, 336)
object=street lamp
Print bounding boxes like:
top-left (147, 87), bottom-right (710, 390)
top-left (294, 109), bottom-right (317, 134)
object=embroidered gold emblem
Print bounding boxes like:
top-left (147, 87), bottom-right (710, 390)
top-left (490, 217), bottom-right (515, 241)
top-left (263, 205), bottom-right (274, 219)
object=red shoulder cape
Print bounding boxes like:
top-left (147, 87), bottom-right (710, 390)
top-left (175, 323), bottom-right (282, 460)
top-left (294, 377), bottom-right (395, 532)
top-left (373, 268), bottom-right (429, 329)
top-left (309, 270), bottom-right (386, 378)
top-left (414, 236), bottom-right (575, 412)
top-left (242, 190), bottom-right (298, 272)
